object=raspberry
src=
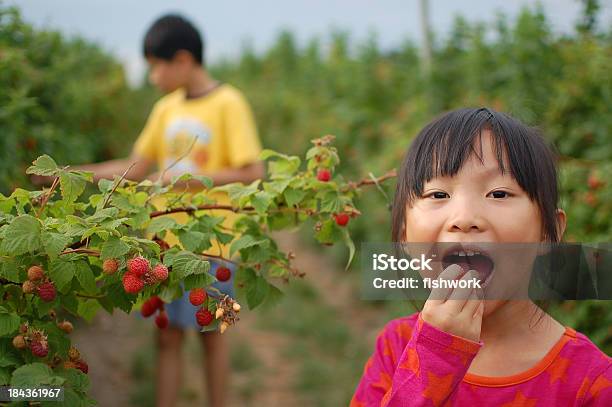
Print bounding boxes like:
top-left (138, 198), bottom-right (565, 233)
top-left (102, 258), bottom-right (119, 275)
top-left (75, 360), bottom-right (89, 374)
top-left (122, 273), bottom-right (144, 294)
top-left (22, 280), bottom-right (36, 294)
top-left (30, 340), bottom-right (48, 357)
top-left (27, 265), bottom-right (45, 281)
top-left (196, 308), bottom-right (214, 326)
top-left (37, 282), bottom-right (56, 302)
top-left (57, 320), bottom-right (73, 334)
top-left (152, 264), bottom-right (169, 283)
top-left (141, 296), bottom-right (163, 318)
top-left (127, 256), bottom-right (150, 277)
top-left (334, 213), bottom-right (350, 227)
top-left (219, 321), bottom-right (229, 334)
top-left (12, 335), bottom-right (26, 350)
top-left (68, 346), bottom-right (80, 361)
top-left (316, 169), bottom-right (331, 182)
top-left (189, 288), bottom-right (207, 306)
top-left (155, 310), bottom-right (169, 329)
top-left (215, 267), bottom-right (231, 282)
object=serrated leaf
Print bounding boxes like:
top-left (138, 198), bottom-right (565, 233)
top-left (284, 188), bottom-right (308, 207)
top-left (86, 207), bottom-right (119, 224)
top-left (98, 178), bottom-right (114, 193)
top-left (77, 299), bottom-right (100, 322)
top-left (74, 262), bottom-right (97, 294)
top-left (147, 217), bottom-right (179, 234)
top-left (247, 274), bottom-right (270, 309)
top-left (0, 215), bottom-right (41, 255)
top-left (250, 191), bottom-right (274, 215)
top-left (10, 363), bottom-right (65, 388)
top-left (59, 172), bottom-right (88, 202)
top-left (0, 339), bottom-right (21, 368)
top-left (100, 237), bottom-right (130, 260)
top-left (229, 235), bottom-right (268, 257)
top-left (49, 259), bottom-right (76, 292)
top-left (172, 252), bottom-right (210, 279)
top-left (178, 230), bottom-right (212, 252)
top-left (41, 232), bottom-right (70, 258)
top-left (0, 312), bottom-right (20, 337)
top-left (26, 155), bottom-right (59, 176)
top-left (184, 272), bottom-right (216, 290)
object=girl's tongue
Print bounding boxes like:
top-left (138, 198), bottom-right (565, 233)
top-left (443, 253), bottom-right (494, 283)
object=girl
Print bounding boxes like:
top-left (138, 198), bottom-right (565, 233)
top-left (351, 108), bottom-right (611, 406)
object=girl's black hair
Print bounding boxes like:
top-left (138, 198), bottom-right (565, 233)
top-left (143, 14), bottom-right (204, 65)
top-left (391, 107), bottom-right (562, 243)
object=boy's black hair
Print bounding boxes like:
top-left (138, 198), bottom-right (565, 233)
top-left (391, 107), bottom-right (562, 243)
top-left (143, 14), bottom-right (204, 65)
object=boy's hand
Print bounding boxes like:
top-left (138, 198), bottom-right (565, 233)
top-left (420, 264), bottom-right (484, 343)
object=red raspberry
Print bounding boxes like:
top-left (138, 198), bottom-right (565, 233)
top-left (141, 296), bottom-right (163, 318)
top-left (30, 340), bottom-right (48, 357)
top-left (151, 264), bottom-right (169, 282)
top-left (215, 267), bottom-right (231, 282)
top-left (155, 310), bottom-right (169, 329)
top-left (27, 265), bottom-right (45, 281)
top-left (189, 288), bottom-right (207, 306)
top-left (102, 258), bottom-right (119, 275)
top-left (57, 320), bottom-right (73, 334)
top-left (196, 308), bottom-right (214, 326)
top-left (122, 273), bottom-right (143, 294)
top-left (75, 360), bottom-right (89, 374)
top-left (316, 169), bottom-right (331, 182)
top-left (127, 256), bottom-right (150, 277)
top-left (37, 282), bottom-right (56, 302)
top-left (334, 213), bottom-right (350, 227)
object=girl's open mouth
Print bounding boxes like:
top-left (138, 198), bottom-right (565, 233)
top-left (442, 246), bottom-right (495, 287)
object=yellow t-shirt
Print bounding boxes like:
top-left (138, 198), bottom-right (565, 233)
top-left (133, 84), bottom-right (262, 257)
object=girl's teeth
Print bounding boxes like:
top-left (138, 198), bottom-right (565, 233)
top-left (466, 250), bottom-right (474, 256)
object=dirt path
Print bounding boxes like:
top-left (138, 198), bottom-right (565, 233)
top-left (71, 231), bottom-right (376, 406)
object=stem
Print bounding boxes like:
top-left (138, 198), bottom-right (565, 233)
top-left (59, 248), bottom-right (100, 257)
top-left (102, 162), bottom-right (137, 208)
top-left (36, 176), bottom-right (60, 217)
top-left (76, 292), bottom-right (105, 299)
top-left (158, 135), bottom-right (198, 184)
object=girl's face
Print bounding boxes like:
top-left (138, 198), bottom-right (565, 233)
top-left (403, 131), bottom-right (566, 314)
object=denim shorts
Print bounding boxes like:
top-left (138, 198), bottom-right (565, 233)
top-left (140, 260), bottom-right (236, 330)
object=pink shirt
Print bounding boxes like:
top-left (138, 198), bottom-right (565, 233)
top-left (351, 312), bottom-right (611, 406)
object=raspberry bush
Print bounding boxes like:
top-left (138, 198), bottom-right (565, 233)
top-left (0, 135), bottom-right (389, 404)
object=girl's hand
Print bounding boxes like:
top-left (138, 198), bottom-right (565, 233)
top-left (420, 264), bottom-right (484, 342)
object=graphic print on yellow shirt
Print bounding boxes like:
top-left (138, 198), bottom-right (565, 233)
top-left (132, 84), bottom-right (262, 258)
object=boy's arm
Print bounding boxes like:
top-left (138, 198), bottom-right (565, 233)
top-left (148, 161), bottom-right (265, 188)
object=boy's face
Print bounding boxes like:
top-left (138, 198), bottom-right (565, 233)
top-left (402, 131), bottom-right (566, 314)
top-left (146, 52), bottom-right (193, 93)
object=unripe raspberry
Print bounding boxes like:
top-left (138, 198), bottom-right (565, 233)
top-left (102, 258), bottom-right (119, 275)
top-left (12, 335), bottom-right (27, 350)
top-left (22, 280), bottom-right (36, 294)
top-left (68, 346), bottom-right (80, 361)
top-left (127, 256), bottom-right (150, 277)
top-left (30, 340), bottom-right (48, 357)
top-left (151, 264), bottom-right (168, 283)
top-left (63, 361), bottom-right (77, 370)
top-left (155, 310), bottom-right (169, 329)
top-left (195, 308), bottom-right (214, 326)
top-left (189, 288), bottom-right (207, 306)
top-left (219, 321), bottom-right (229, 334)
top-left (122, 273), bottom-right (144, 294)
top-left (37, 282), bottom-right (56, 302)
top-left (215, 308), bottom-right (224, 320)
top-left (232, 303), bottom-right (241, 312)
top-left (57, 320), bottom-right (73, 334)
top-left (27, 265), bottom-right (45, 281)
top-left (19, 323), bottom-right (28, 334)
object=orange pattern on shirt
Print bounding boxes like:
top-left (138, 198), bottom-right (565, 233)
top-left (500, 391), bottom-right (538, 407)
top-left (422, 371), bottom-right (454, 407)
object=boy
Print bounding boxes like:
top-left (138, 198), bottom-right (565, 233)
top-left (48, 15), bottom-right (264, 407)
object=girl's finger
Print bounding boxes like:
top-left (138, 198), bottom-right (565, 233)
top-left (446, 270), bottom-right (477, 305)
top-left (427, 264), bottom-right (464, 304)
top-left (461, 283), bottom-right (482, 315)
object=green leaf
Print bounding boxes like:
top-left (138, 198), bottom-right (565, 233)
top-left (98, 178), bottom-right (114, 193)
top-left (86, 207), bottom-right (119, 224)
top-left (77, 299), bottom-right (101, 322)
top-left (26, 155), bottom-right (59, 176)
top-left (0, 338), bottom-right (22, 368)
top-left (147, 217), bottom-right (180, 234)
top-left (178, 230), bottom-right (212, 252)
top-left (230, 235), bottom-right (268, 257)
top-left (41, 231), bottom-right (70, 258)
top-left (342, 228), bottom-right (356, 270)
top-left (0, 215), bottom-right (41, 255)
top-left (59, 172), bottom-right (88, 202)
top-left (74, 262), bottom-right (97, 294)
top-left (247, 274), bottom-right (270, 309)
top-left (0, 258), bottom-right (20, 282)
top-left (284, 188), bottom-right (308, 207)
top-left (100, 237), bottom-right (130, 260)
top-left (172, 252), bottom-right (210, 279)
top-left (10, 363), bottom-right (65, 388)
top-left (250, 191), bottom-right (274, 215)
top-left (314, 219), bottom-right (343, 244)
top-left (49, 259), bottom-right (76, 292)
top-left (0, 312), bottom-right (20, 337)
top-left (184, 272), bottom-right (216, 290)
